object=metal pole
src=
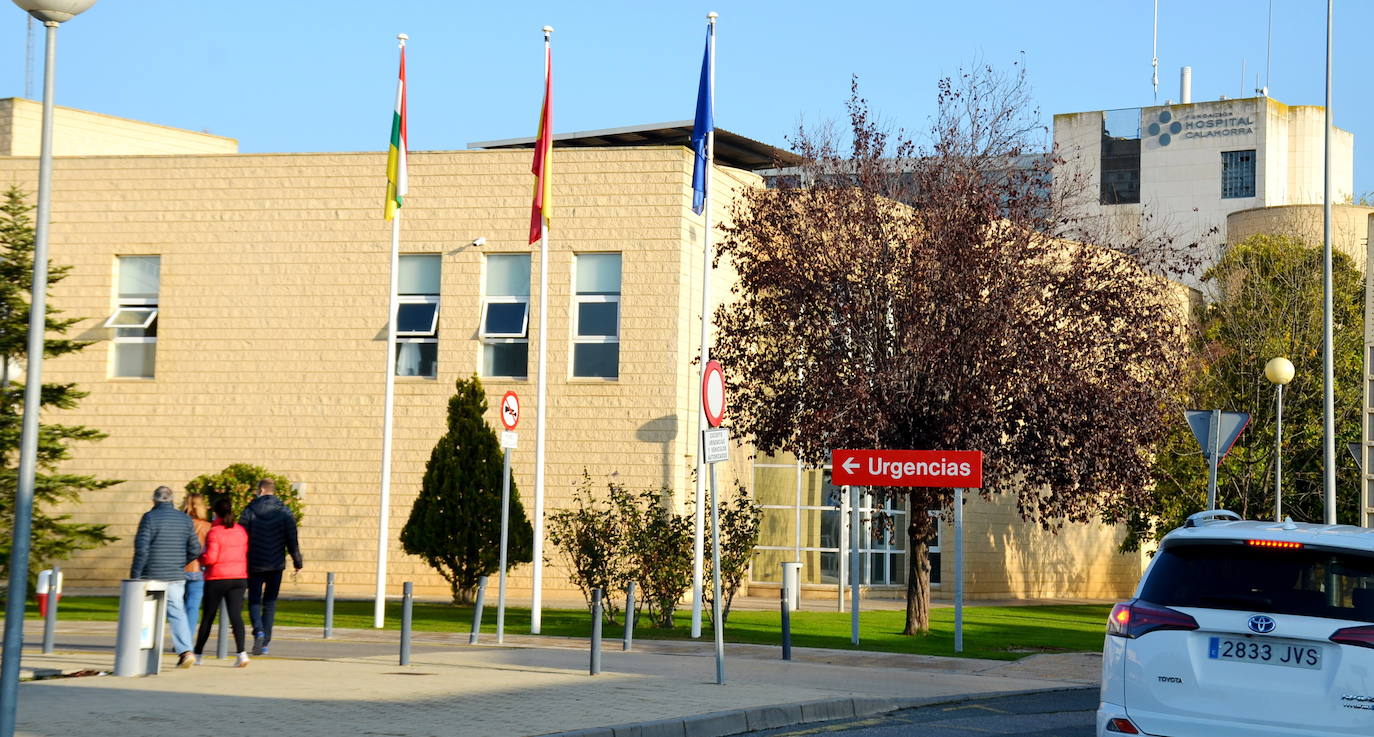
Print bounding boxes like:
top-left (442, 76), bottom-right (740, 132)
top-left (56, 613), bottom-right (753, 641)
top-left (955, 488), bottom-right (965, 653)
top-left (850, 485), bottom-right (860, 645)
top-left (1275, 385), bottom-right (1284, 521)
top-left (837, 486), bottom-right (847, 612)
top-left (41, 567), bottom-right (59, 654)
top-left (497, 447), bottom-right (511, 644)
top-left (216, 600), bottom-right (228, 659)
top-left (469, 576), bottom-right (487, 645)
top-left (780, 586), bottom-right (792, 661)
top-left (1322, 0), bottom-right (1336, 526)
top-left (690, 13), bottom-right (718, 641)
top-left (530, 27), bottom-right (553, 635)
top-left (623, 581), bottom-right (636, 651)
top-left (374, 211), bottom-right (401, 629)
top-left (590, 588), bottom-right (603, 675)
top-left (374, 35), bottom-right (408, 629)
top-left (399, 581), bottom-right (412, 666)
top-left (324, 572), bottom-right (335, 639)
top-left (709, 462), bottom-right (725, 685)
top-left (1206, 409), bottom-right (1221, 510)
top-left (1, 24), bottom-right (60, 731)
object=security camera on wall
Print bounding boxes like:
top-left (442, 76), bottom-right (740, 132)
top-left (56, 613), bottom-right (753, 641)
top-left (471, 237), bottom-right (486, 247)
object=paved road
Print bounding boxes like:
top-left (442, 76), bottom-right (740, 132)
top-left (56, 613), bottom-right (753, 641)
top-left (749, 688), bottom-right (1098, 737)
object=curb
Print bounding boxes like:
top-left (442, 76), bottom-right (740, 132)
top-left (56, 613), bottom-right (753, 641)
top-left (19, 667), bottom-right (63, 681)
top-left (542, 687), bottom-right (1089, 737)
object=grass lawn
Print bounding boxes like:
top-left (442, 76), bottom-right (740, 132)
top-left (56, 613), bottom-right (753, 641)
top-left (27, 596), bottom-right (1110, 661)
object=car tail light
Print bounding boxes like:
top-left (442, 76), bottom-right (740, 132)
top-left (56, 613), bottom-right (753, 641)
top-left (1107, 599), bottom-right (1199, 639)
top-left (1330, 625), bottom-right (1374, 649)
top-left (1246, 539), bottom-right (1303, 549)
top-left (1105, 717), bottom-right (1140, 734)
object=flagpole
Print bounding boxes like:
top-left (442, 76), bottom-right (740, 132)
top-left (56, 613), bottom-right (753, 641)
top-left (690, 11), bottom-right (717, 640)
top-left (531, 24), bottom-right (553, 635)
top-left (375, 32), bottom-right (407, 629)
top-left (376, 210), bottom-right (401, 627)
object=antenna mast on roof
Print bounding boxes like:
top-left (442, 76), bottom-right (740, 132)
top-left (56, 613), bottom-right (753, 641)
top-left (1263, 0), bottom-right (1273, 95)
top-left (1151, 0), bottom-right (1160, 101)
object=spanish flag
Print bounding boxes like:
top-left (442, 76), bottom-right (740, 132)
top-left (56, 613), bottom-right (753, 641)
top-left (529, 40), bottom-right (553, 244)
top-left (385, 40), bottom-right (408, 221)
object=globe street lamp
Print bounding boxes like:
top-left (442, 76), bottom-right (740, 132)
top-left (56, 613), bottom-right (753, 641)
top-left (1, 3), bottom-right (98, 736)
top-left (1265, 357), bottom-right (1295, 522)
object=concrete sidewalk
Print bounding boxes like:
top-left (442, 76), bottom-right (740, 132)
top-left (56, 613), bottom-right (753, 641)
top-left (12, 622), bottom-right (1100, 737)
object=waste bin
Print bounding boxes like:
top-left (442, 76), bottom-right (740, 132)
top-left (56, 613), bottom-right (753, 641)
top-left (113, 579), bottom-right (169, 676)
top-left (781, 561), bottom-right (802, 612)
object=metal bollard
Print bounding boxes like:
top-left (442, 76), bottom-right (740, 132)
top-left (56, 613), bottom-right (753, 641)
top-left (216, 600), bottom-right (228, 659)
top-left (590, 588), bottom-right (603, 675)
top-left (400, 582), bottom-right (413, 666)
top-left (623, 582), bottom-right (636, 652)
top-left (469, 576), bottom-right (487, 645)
top-left (41, 566), bottom-right (59, 654)
top-left (324, 572), bottom-right (335, 639)
top-left (780, 586), bottom-right (792, 661)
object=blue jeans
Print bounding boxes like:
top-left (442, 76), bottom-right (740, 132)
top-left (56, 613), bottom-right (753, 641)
top-left (162, 578), bottom-right (193, 655)
top-left (183, 575), bottom-right (204, 634)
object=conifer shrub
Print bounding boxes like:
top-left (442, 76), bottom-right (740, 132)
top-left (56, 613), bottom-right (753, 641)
top-left (400, 375), bottom-right (533, 604)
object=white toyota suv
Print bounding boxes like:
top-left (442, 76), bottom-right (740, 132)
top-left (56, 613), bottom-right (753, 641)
top-left (1098, 510), bottom-right (1374, 736)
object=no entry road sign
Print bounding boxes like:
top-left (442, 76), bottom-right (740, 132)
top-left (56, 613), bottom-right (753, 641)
top-left (702, 360), bottom-right (726, 428)
top-left (830, 449), bottom-right (983, 488)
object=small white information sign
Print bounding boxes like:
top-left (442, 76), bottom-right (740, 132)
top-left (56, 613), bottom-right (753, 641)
top-left (501, 430), bottom-right (518, 449)
top-left (703, 428), bottom-right (730, 464)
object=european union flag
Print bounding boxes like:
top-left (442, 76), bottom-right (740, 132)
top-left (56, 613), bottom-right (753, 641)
top-left (691, 24), bottom-right (714, 215)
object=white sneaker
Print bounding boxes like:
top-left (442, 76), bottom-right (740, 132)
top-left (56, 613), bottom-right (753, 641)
top-left (235, 652), bottom-right (250, 668)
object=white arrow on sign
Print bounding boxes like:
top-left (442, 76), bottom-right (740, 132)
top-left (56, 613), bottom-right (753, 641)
top-left (841, 457), bottom-right (859, 474)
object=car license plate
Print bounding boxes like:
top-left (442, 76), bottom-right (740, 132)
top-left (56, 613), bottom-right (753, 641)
top-left (1208, 636), bottom-right (1322, 670)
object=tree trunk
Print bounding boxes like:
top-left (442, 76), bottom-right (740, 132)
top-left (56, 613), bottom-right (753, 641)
top-left (902, 520), bottom-right (932, 636)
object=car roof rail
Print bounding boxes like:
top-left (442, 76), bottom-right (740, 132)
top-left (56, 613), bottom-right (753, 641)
top-left (1184, 509), bottom-right (1243, 528)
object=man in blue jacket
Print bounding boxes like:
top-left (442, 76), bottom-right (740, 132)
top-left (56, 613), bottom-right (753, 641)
top-left (239, 478), bottom-right (303, 655)
top-left (130, 485), bottom-right (203, 668)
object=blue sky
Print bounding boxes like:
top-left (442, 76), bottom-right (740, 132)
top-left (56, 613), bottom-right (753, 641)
top-left (4, 1), bottom-right (1372, 193)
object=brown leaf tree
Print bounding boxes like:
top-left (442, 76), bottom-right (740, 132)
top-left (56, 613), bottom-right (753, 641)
top-left (712, 66), bottom-right (1197, 635)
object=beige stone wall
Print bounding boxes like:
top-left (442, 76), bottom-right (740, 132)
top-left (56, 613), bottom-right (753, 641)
top-left (0, 145), bottom-right (754, 602)
top-left (0, 98), bottom-right (237, 156)
top-left (944, 492), bottom-right (1145, 600)
top-left (1226, 204), bottom-right (1372, 271)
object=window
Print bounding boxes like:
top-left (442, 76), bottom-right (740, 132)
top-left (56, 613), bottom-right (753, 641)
top-left (572, 253), bottom-right (621, 379)
top-left (1221, 149), bottom-right (1256, 199)
top-left (481, 254), bottom-right (530, 378)
top-left (106, 256), bottom-right (159, 378)
top-left (1141, 543), bottom-right (1374, 623)
top-left (750, 457), bottom-right (919, 589)
top-left (1100, 108), bottom-right (1141, 205)
top-left (395, 254), bottom-right (439, 378)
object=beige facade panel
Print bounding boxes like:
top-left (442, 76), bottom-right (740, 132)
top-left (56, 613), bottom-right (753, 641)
top-left (0, 98), bottom-right (237, 156)
top-left (0, 145), bottom-right (753, 601)
top-left (1226, 204), bottom-right (1372, 271)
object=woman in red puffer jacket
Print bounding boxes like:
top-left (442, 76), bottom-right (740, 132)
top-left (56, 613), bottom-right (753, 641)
top-left (194, 497), bottom-right (251, 667)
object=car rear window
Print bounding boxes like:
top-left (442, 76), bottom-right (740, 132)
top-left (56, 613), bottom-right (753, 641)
top-left (1140, 543), bottom-right (1374, 623)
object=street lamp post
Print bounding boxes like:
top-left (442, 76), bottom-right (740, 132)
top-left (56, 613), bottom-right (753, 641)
top-left (1, 3), bottom-right (98, 736)
top-left (1265, 357), bottom-right (1295, 522)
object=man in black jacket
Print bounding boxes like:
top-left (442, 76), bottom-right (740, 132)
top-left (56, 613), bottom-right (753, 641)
top-left (130, 485), bottom-right (202, 668)
top-left (239, 478), bottom-right (303, 655)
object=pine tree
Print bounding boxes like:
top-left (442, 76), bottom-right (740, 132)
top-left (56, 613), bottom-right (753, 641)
top-left (400, 375), bottom-right (533, 603)
top-left (0, 186), bottom-right (118, 582)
